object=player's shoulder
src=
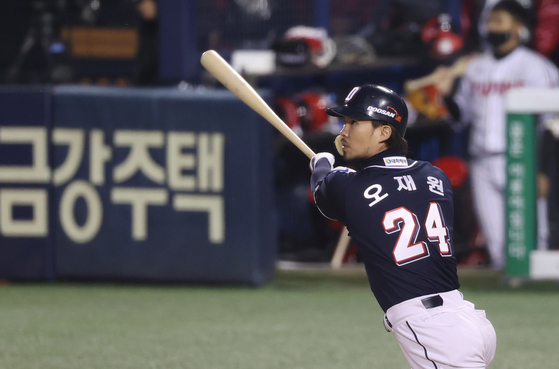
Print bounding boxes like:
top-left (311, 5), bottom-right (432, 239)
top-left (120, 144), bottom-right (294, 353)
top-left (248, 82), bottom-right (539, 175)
top-left (326, 165), bottom-right (357, 179)
top-left (424, 160), bottom-right (450, 178)
top-left (322, 165), bottom-right (356, 188)
top-left (512, 47), bottom-right (558, 71)
top-left (405, 158), bottom-right (445, 174)
top-left (514, 47), bottom-right (559, 83)
top-left (514, 46), bottom-right (547, 61)
top-left (406, 160), bottom-right (452, 186)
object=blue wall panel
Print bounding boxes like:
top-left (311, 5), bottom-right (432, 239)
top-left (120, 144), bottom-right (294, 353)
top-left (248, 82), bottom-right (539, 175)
top-left (0, 86), bottom-right (276, 285)
top-left (0, 87), bottom-right (54, 280)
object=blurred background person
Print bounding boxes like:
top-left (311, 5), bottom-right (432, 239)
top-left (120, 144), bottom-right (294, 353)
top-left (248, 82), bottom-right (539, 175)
top-left (436, 0), bottom-right (559, 269)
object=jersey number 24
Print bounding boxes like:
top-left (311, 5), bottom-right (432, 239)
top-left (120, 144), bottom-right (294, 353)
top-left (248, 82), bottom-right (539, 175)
top-left (382, 203), bottom-right (451, 266)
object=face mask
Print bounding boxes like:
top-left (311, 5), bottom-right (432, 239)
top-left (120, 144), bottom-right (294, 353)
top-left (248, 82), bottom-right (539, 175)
top-left (487, 31), bottom-right (511, 48)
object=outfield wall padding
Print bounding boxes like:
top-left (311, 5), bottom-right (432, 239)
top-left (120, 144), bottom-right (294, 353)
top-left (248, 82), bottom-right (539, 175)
top-left (0, 86), bottom-right (277, 286)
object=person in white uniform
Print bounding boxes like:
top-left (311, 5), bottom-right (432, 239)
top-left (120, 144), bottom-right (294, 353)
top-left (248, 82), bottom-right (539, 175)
top-left (437, 0), bottom-right (559, 269)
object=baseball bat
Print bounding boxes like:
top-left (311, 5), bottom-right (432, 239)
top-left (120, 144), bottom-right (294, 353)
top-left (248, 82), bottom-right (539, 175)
top-left (404, 55), bottom-right (473, 93)
top-left (201, 50), bottom-right (316, 159)
top-left (331, 226), bottom-right (351, 269)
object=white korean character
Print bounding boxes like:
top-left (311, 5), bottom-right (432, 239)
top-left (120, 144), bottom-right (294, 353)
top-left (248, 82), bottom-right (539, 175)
top-left (394, 175), bottom-right (416, 192)
top-left (111, 187), bottom-right (168, 241)
top-left (167, 132), bottom-right (225, 192)
top-left (90, 129), bottom-right (113, 186)
top-left (113, 130), bottom-right (165, 184)
top-left (59, 180), bottom-right (103, 243)
top-left (509, 179), bottom-right (524, 195)
top-left (52, 128), bottom-right (85, 186)
top-left (173, 194), bottom-right (224, 243)
top-left (427, 176), bottom-right (444, 196)
top-left (0, 127), bottom-right (50, 183)
top-left (508, 195), bottom-right (524, 209)
top-left (508, 163), bottom-right (524, 177)
top-left (197, 133), bottom-right (224, 192)
top-left (167, 132), bottom-right (196, 191)
top-left (0, 188), bottom-right (48, 237)
top-left (509, 211), bottom-right (525, 228)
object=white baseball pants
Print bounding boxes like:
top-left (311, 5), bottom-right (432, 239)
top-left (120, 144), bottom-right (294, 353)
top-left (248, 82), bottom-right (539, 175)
top-left (469, 155), bottom-right (506, 270)
top-left (384, 290), bottom-right (496, 369)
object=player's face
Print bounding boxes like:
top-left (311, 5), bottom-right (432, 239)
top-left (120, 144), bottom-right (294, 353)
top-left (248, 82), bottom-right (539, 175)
top-left (487, 10), bottom-right (521, 53)
top-left (339, 118), bottom-right (389, 160)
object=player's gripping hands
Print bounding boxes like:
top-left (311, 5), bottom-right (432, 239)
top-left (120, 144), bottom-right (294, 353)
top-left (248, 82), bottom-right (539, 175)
top-left (309, 152), bottom-right (335, 172)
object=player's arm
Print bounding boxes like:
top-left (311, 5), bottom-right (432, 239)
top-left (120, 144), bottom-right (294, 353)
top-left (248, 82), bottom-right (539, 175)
top-left (309, 153), bottom-right (353, 222)
top-left (436, 57), bottom-right (475, 125)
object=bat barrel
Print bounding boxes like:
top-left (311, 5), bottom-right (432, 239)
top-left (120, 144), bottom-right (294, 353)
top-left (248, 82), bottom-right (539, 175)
top-left (201, 50), bottom-right (316, 159)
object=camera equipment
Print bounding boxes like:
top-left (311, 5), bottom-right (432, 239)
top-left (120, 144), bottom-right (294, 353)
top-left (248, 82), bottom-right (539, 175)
top-left (6, 0), bottom-right (101, 83)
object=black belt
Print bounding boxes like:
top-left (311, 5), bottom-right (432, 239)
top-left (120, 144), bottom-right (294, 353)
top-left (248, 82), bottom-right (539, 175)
top-left (421, 295), bottom-right (443, 309)
top-left (384, 295), bottom-right (444, 332)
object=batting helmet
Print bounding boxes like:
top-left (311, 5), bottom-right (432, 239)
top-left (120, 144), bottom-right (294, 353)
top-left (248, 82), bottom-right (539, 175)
top-left (326, 84), bottom-right (409, 136)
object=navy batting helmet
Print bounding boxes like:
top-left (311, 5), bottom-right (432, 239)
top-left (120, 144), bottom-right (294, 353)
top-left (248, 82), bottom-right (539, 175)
top-left (326, 84), bottom-right (409, 136)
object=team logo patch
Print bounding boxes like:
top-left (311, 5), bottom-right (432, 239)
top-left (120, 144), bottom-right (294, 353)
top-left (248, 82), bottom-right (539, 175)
top-left (345, 87), bottom-right (360, 102)
top-left (383, 156), bottom-right (408, 167)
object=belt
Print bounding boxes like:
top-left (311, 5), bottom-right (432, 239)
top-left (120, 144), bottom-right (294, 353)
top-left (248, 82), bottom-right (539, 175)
top-left (421, 294), bottom-right (443, 309)
top-left (383, 294), bottom-right (443, 332)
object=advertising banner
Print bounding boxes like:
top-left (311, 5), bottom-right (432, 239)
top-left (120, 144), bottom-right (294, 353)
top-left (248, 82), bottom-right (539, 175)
top-left (0, 86), bottom-right (276, 285)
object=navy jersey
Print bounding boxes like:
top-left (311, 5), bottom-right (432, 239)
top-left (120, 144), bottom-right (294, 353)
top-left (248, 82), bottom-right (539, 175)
top-left (312, 149), bottom-right (460, 312)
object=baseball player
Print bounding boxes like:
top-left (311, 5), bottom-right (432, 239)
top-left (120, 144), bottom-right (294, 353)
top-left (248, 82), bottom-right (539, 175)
top-left (310, 84), bottom-right (497, 368)
top-left (438, 0), bottom-right (559, 269)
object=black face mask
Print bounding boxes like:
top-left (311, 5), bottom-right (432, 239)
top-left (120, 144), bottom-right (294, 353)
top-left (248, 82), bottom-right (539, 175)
top-left (487, 31), bottom-right (511, 49)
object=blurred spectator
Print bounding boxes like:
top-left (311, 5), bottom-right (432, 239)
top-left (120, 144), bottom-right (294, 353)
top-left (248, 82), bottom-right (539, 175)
top-left (136, 0), bottom-right (159, 85)
top-left (437, 0), bottom-right (559, 269)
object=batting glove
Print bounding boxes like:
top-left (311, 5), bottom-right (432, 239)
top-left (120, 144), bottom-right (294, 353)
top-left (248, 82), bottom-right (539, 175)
top-left (310, 152), bottom-right (335, 173)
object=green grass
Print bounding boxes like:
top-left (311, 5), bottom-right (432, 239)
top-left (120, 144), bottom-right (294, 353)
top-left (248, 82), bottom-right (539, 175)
top-left (0, 269), bottom-right (558, 369)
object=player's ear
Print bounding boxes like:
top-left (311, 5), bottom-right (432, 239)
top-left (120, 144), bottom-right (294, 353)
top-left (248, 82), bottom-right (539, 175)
top-left (380, 124), bottom-right (392, 140)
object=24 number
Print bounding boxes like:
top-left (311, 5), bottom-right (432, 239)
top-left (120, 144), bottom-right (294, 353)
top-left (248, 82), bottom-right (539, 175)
top-left (382, 203), bottom-right (450, 266)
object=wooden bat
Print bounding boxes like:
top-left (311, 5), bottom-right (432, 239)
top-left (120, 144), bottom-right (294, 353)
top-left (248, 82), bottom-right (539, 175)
top-left (404, 54), bottom-right (474, 93)
top-left (201, 50), bottom-right (351, 270)
top-left (200, 50), bottom-right (316, 159)
top-left (331, 226), bottom-right (351, 269)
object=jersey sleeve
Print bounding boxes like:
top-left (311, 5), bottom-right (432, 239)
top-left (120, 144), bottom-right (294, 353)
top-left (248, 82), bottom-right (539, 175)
top-left (311, 162), bottom-right (352, 222)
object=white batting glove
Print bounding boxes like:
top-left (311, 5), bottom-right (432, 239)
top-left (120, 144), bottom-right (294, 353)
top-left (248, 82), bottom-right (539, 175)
top-left (310, 152), bottom-right (335, 172)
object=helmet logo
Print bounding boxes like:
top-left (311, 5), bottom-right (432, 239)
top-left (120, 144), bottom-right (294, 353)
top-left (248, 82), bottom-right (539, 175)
top-left (367, 106), bottom-right (395, 118)
top-left (387, 106), bottom-right (402, 122)
top-left (344, 87), bottom-right (360, 103)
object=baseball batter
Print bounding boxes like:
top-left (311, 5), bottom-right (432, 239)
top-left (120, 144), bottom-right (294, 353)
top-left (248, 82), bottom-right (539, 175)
top-left (310, 84), bottom-right (496, 368)
top-left (440, 0), bottom-right (559, 269)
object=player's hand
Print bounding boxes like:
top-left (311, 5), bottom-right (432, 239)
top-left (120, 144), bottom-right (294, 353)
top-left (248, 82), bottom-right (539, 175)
top-left (310, 152), bottom-right (335, 172)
